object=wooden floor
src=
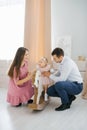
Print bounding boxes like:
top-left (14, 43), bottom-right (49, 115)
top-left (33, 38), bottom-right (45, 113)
top-left (0, 87), bottom-right (87, 130)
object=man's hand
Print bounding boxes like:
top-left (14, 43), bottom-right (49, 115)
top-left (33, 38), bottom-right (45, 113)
top-left (42, 71), bottom-right (51, 77)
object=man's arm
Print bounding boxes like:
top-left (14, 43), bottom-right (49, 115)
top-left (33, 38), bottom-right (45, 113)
top-left (43, 61), bottom-right (72, 83)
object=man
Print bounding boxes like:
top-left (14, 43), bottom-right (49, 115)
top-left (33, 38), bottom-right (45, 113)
top-left (43, 48), bottom-right (83, 111)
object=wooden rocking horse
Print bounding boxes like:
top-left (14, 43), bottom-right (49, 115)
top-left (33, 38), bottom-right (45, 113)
top-left (28, 70), bottom-right (49, 110)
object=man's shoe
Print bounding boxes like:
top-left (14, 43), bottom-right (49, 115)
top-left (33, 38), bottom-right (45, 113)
top-left (55, 103), bottom-right (70, 111)
top-left (69, 95), bottom-right (76, 105)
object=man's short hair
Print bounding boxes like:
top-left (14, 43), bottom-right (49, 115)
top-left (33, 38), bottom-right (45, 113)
top-left (51, 48), bottom-right (64, 57)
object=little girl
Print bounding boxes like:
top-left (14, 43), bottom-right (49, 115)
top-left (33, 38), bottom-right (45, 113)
top-left (7, 47), bottom-right (34, 107)
top-left (34, 57), bottom-right (52, 103)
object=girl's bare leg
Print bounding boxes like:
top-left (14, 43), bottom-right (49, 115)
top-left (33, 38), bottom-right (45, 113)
top-left (43, 85), bottom-right (48, 101)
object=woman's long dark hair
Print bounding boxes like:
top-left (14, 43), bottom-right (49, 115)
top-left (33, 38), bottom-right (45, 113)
top-left (8, 47), bottom-right (29, 78)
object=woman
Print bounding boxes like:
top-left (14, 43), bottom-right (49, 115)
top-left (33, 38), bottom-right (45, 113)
top-left (7, 47), bottom-right (34, 107)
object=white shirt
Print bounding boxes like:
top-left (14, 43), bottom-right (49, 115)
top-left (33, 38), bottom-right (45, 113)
top-left (50, 56), bottom-right (83, 83)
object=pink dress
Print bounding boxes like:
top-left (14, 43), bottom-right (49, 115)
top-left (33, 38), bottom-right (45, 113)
top-left (38, 64), bottom-right (52, 85)
top-left (7, 61), bottom-right (34, 106)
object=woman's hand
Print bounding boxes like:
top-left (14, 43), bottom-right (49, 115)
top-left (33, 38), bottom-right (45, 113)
top-left (27, 72), bottom-right (33, 80)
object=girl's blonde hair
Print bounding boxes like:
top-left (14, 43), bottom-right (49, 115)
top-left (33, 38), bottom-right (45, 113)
top-left (40, 57), bottom-right (48, 63)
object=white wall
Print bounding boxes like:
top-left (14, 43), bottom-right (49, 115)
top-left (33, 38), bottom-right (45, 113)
top-left (0, 60), bottom-right (11, 87)
top-left (51, 0), bottom-right (87, 59)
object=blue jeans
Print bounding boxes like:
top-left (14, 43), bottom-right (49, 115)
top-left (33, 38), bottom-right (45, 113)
top-left (47, 81), bottom-right (83, 104)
